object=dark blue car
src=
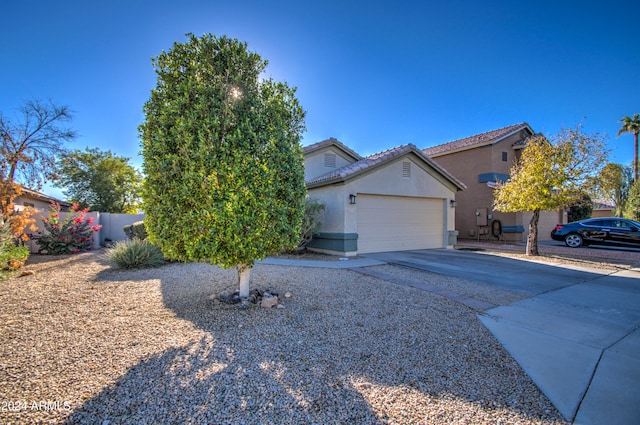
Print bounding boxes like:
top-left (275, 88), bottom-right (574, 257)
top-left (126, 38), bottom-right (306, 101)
top-left (551, 217), bottom-right (640, 248)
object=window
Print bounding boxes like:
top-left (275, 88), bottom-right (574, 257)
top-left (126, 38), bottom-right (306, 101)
top-left (402, 161), bottom-right (411, 178)
top-left (612, 220), bottom-right (632, 229)
top-left (324, 153), bottom-right (337, 168)
top-left (23, 202), bottom-right (35, 208)
top-left (502, 152), bottom-right (508, 162)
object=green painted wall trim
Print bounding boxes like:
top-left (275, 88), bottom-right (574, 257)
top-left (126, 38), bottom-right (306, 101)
top-left (502, 225), bottom-right (525, 233)
top-left (307, 232), bottom-right (358, 252)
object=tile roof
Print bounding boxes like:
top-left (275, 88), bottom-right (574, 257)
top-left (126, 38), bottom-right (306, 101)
top-left (593, 198), bottom-right (616, 209)
top-left (302, 137), bottom-right (363, 161)
top-left (19, 187), bottom-right (71, 206)
top-left (306, 144), bottom-right (466, 191)
top-left (422, 123), bottom-right (533, 157)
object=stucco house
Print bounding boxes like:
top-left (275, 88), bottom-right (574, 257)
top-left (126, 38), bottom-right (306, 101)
top-left (592, 198), bottom-right (615, 218)
top-left (423, 123), bottom-right (565, 243)
top-left (14, 187), bottom-right (71, 213)
top-left (303, 138), bottom-right (465, 256)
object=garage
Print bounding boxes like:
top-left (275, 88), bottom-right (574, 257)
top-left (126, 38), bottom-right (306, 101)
top-left (357, 194), bottom-right (445, 253)
top-left (303, 140), bottom-right (465, 256)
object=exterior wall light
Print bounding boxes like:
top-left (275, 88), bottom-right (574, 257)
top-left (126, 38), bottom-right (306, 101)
top-left (349, 194), bottom-right (357, 204)
top-left (450, 199), bottom-right (457, 208)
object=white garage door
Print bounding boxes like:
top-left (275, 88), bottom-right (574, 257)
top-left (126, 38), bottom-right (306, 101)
top-left (357, 195), bottom-right (444, 254)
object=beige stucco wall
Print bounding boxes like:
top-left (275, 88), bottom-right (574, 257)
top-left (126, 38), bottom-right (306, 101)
top-left (306, 184), bottom-right (349, 234)
top-left (14, 195), bottom-right (55, 215)
top-left (592, 209), bottom-right (614, 218)
top-left (428, 133), bottom-right (530, 242)
top-left (522, 210), bottom-right (566, 241)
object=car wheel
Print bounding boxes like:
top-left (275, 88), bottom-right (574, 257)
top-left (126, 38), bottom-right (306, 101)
top-left (564, 233), bottom-right (583, 248)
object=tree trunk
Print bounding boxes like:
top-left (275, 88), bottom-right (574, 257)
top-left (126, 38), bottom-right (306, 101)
top-left (634, 132), bottom-right (638, 182)
top-left (526, 209), bottom-right (540, 256)
top-left (237, 264), bottom-right (251, 299)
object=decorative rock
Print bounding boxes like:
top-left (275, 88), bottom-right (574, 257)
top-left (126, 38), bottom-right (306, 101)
top-left (238, 300), bottom-right (252, 309)
top-left (261, 294), bottom-right (278, 308)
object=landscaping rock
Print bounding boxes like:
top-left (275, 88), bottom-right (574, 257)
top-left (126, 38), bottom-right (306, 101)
top-left (218, 288), bottom-right (281, 308)
top-left (260, 294), bottom-right (278, 308)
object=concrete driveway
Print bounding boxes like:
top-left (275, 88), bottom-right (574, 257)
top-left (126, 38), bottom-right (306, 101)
top-left (364, 249), bottom-right (640, 425)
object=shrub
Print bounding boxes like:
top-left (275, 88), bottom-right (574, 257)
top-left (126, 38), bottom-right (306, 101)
top-left (567, 193), bottom-right (593, 222)
top-left (123, 221), bottom-right (148, 240)
top-left (106, 238), bottom-right (165, 269)
top-left (33, 202), bottom-right (102, 255)
top-left (296, 198), bottom-right (326, 251)
top-left (0, 222), bottom-right (29, 272)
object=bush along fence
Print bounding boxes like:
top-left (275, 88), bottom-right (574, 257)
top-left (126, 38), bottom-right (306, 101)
top-left (32, 203), bottom-right (102, 254)
top-left (24, 204), bottom-right (144, 254)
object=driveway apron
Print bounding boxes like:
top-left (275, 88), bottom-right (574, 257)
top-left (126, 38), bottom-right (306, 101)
top-left (364, 250), bottom-right (640, 425)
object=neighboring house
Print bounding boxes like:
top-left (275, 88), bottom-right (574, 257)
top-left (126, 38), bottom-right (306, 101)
top-left (303, 138), bottom-right (465, 256)
top-left (591, 198), bottom-right (615, 218)
top-left (423, 123), bottom-right (565, 243)
top-left (14, 187), bottom-right (71, 214)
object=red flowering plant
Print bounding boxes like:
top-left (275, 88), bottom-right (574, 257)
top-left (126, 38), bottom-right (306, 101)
top-left (34, 202), bottom-right (102, 254)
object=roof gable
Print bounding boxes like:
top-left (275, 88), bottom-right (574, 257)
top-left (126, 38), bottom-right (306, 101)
top-left (306, 144), bottom-right (466, 191)
top-left (18, 187), bottom-right (71, 207)
top-left (423, 123), bottom-right (534, 157)
top-left (302, 138), bottom-right (363, 161)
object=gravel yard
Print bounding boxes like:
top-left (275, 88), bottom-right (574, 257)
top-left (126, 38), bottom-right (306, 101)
top-left (0, 251), bottom-right (568, 424)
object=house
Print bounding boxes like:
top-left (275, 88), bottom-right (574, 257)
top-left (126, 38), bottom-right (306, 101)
top-left (14, 187), bottom-right (71, 213)
top-left (303, 138), bottom-right (465, 256)
top-left (423, 123), bottom-right (565, 243)
top-left (591, 198), bottom-right (615, 218)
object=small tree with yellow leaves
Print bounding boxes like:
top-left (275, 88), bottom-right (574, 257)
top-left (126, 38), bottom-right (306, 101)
top-left (494, 126), bottom-right (608, 256)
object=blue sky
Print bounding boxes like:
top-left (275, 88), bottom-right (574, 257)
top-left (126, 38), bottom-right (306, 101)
top-left (2, 0), bottom-right (638, 198)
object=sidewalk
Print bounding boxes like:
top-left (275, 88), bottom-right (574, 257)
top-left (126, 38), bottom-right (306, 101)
top-left (259, 256), bottom-right (386, 268)
top-left (479, 266), bottom-right (640, 424)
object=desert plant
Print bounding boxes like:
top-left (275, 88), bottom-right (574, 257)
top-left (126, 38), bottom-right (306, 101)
top-left (33, 202), bottom-right (102, 254)
top-left (296, 198), bottom-right (326, 251)
top-left (0, 222), bottom-right (29, 273)
top-left (106, 238), bottom-right (165, 269)
top-left (123, 221), bottom-right (147, 240)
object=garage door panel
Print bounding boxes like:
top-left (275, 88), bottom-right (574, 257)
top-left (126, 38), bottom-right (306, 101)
top-left (357, 195), bottom-right (444, 254)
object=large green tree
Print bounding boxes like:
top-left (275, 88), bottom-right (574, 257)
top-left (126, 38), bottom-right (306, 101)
top-left (494, 126), bottom-right (608, 256)
top-left (140, 34), bottom-right (306, 298)
top-left (617, 114), bottom-right (640, 182)
top-left (53, 147), bottom-right (142, 213)
top-left (588, 162), bottom-right (633, 217)
top-left (625, 180), bottom-right (640, 220)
